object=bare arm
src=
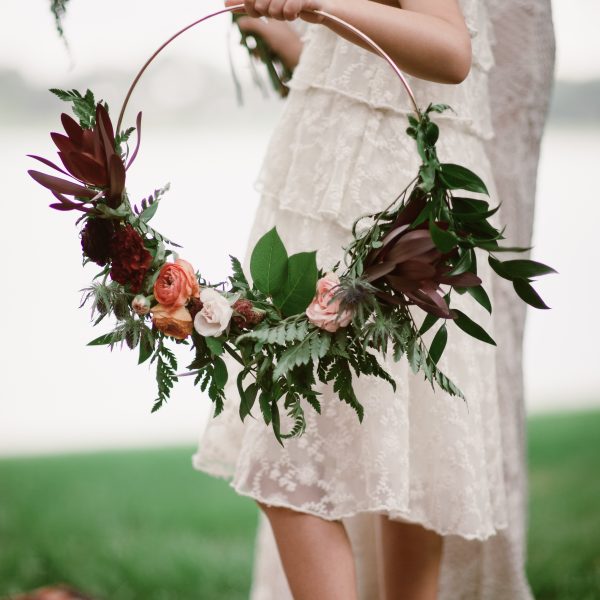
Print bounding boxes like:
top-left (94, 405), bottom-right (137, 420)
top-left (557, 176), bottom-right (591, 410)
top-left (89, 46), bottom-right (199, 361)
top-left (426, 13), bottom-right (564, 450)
top-left (226, 0), bottom-right (472, 84)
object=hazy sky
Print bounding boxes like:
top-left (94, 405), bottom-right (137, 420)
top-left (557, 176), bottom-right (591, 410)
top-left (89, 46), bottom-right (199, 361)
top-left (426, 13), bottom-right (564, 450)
top-left (0, 0), bottom-right (598, 85)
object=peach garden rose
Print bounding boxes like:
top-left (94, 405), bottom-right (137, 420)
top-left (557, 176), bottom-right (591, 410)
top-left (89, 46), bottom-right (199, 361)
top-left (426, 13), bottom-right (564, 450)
top-left (153, 258), bottom-right (200, 308)
top-left (151, 304), bottom-right (194, 340)
top-left (305, 272), bottom-right (354, 333)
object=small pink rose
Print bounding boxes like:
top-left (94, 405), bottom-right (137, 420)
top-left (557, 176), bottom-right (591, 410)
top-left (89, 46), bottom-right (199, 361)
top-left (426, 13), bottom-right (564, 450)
top-left (305, 272), bottom-right (353, 333)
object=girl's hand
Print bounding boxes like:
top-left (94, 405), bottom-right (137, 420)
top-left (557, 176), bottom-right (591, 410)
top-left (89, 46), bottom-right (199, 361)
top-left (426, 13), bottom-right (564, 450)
top-left (224, 0), bottom-right (330, 24)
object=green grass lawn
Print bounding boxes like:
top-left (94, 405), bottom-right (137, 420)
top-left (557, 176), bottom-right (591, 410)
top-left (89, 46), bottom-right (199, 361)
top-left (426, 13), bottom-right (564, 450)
top-left (0, 409), bottom-right (598, 599)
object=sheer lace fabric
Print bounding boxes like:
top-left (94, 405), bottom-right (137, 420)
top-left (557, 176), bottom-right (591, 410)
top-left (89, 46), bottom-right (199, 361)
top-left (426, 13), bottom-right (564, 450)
top-left (193, 0), bottom-right (556, 598)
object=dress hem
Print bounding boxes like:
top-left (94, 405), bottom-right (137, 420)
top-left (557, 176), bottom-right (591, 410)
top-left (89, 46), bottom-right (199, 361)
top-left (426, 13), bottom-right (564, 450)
top-left (192, 454), bottom-right (509, 543)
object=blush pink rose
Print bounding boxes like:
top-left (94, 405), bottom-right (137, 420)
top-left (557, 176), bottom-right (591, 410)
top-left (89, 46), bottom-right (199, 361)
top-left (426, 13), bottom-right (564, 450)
top-left (153, 258), bottom-right (200, 308)
top-left (305, 272), bottom-right (354, 333)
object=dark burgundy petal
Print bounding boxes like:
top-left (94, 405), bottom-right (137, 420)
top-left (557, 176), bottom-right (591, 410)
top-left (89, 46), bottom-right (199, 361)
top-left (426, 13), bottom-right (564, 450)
top-left (367, 224), bottom-right (410, 265)
top-left (97, 104), bottom-right (115, 143)
top-left (395, 260), bottom-right (437, 280)
top-left (51, 132), bottom-right (77, 156)
top-left (126, 112), bottom-right (143, 170)
top-left (385, 236), bottom-right (437, 264)
top-left (49, 192), bottom-right (92, 212)
top-left (86, 128), bottom-right (105, 165)
top-left (385, 275), bottom-right (420, 292)
top-left (27, 154), bottom-right (74, 179)
top-left (28, 170), bottom-right (97, 199)
top-left (109, 154), bottom-right (126, 197)
top-left (405, 290), bottom-right (452, 319)
top-left (393, 192), bottom-right (427, 228)
top-left (439, 271), bottom-right (482, 287)
top-left (363, 261), bottom-right (396, 282)
top-left (61, 113), bottom-right (84, 145)
top-left (66, 152), bottom-right (108, 187)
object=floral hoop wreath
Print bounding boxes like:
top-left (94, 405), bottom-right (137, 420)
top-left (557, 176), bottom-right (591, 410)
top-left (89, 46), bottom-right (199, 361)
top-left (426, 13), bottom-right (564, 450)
top-left (28, 5), bottom-right (555, 443)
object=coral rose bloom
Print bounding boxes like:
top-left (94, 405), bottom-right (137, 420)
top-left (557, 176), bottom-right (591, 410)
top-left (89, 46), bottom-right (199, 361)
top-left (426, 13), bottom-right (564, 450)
top-left (306, 272), bottom-right (354, 333)
top-left (151, 304), bottom-right (193, 340)
top-left (154, 259), bottom-right (200, 308)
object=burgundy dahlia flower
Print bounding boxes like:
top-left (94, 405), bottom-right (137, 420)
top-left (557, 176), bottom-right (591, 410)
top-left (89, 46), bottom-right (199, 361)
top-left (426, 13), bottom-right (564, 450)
top-left (80, 218), bottom-right (116, 266)
top-left (109, 226), bottom-right (152, 293)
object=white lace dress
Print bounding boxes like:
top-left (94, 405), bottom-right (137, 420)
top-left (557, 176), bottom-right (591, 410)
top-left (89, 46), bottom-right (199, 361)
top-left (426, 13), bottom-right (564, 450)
top-left (192, 0), bottom-right (554, 597)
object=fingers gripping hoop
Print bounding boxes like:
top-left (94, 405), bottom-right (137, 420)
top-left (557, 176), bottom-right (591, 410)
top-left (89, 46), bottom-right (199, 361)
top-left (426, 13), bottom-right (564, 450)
top-left (116, 4), bottom-right (420, 134)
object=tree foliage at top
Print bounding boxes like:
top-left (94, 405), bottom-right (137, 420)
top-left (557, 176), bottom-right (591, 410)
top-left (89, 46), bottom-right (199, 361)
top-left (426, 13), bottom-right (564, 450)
top-left (51, 0), bottom-right (71, 37)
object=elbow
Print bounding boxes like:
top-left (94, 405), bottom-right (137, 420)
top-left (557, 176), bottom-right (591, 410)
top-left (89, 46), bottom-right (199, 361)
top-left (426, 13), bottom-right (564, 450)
top-left (443, 34), bottom-right (472, 84)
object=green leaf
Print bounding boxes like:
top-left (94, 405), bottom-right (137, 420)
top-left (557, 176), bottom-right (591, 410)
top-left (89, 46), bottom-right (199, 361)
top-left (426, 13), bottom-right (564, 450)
top-left (212, 356), bottom-right (228, 388)
top-left (425, 122), bottom-right (439, 146)
top-left (447, 249), bottom-right (473, 276)
top-left (140, 201), bottom-right (159, 223)
top-left (273, 335), bottom-right (314, 379)
top-left (429, 219), bottom-right (457, 253)
top-left (419, 164), bottom-right (436, 192)
top-left (138, 333), bottom-right (154, 364)
top-left (439, 164), bottom-right (489, 195)
top-left (272, 251), bottom-right (318, 317)
top-left (488, 255), bottom-right (513, 280)
top-left (229, 255), bottom-right (249, 288)
top-left (499, 259), bottom-right (557, 279)
top-left (452, 309), bottom-right (496, 345)
top-left (271, 398), bottom-right (284, 446)
top-left (419, 313), bottom-right (439, 335)
top-left (426, 103), bottom-right (453, 114)
top-left (87, 333), bottom-right (114, 346)
top-left (205, 336), bottom-right (225, 356)
top-left (259, 391), bottom-right (272, 425)
top-left (407, 337), bottom-right (422, 373)
top-left (237, 371), bottom-right (258, 421)
top-left (250, 227), bottom-right (288, 296)
top-left (479, 243), bottom-right (532, 252)
top-left (452, 204), bottom-right (500, 222)
top-left (466, 285), bottom-right (492, 313)
top-left (452, 196), bottom-right (490, 214)
top-left (429, 325), bottom-right (448, 364)
top-left (513, 278), bottom-right (550, 309)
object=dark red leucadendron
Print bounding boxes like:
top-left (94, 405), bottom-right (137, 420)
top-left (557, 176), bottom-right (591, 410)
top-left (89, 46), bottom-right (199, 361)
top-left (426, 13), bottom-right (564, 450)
top-left (27, 104), bottom-right (139, 213)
